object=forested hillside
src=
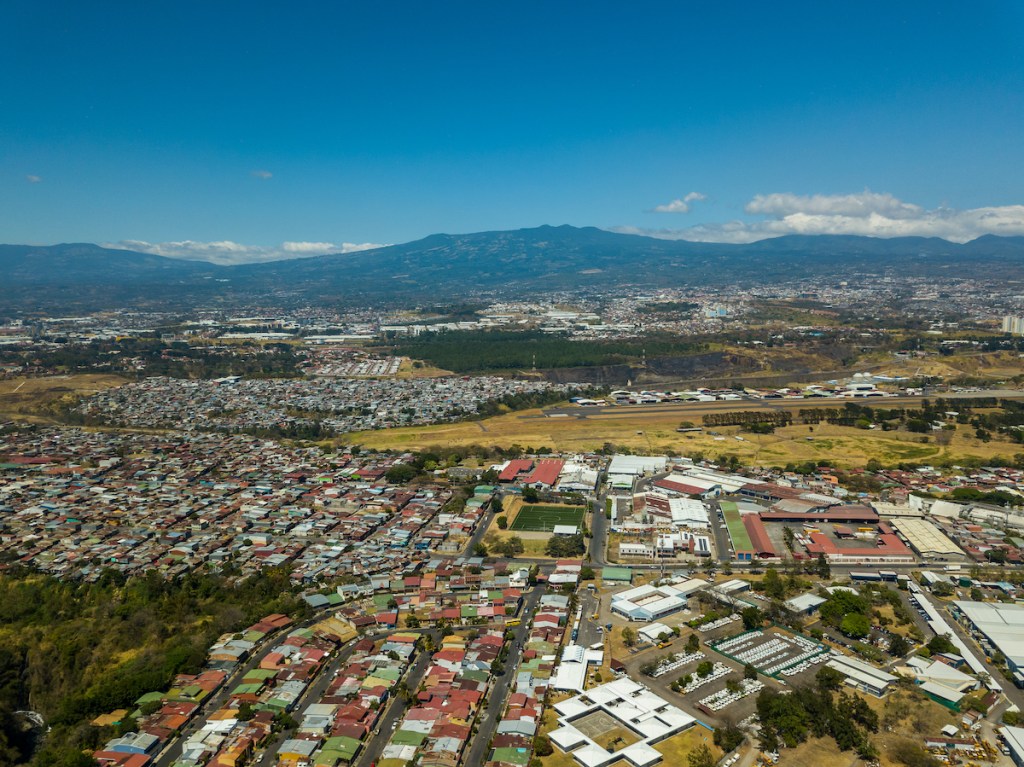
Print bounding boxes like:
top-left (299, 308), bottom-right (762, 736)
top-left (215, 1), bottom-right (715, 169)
top-left (0, 568), bottom-right (308, 767)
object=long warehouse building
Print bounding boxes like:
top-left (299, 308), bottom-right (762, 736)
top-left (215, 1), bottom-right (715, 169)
top-left (890, 518), bottom-right (965, 560)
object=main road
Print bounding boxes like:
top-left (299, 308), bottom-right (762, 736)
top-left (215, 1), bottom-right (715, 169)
top-left (352, 633), bottom-right (439, 767)
top-left (461, 583), bottom-right (548, 767)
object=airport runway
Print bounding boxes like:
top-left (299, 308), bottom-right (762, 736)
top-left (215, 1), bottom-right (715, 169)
top-left (536, 389), bottom-right (1024, 420)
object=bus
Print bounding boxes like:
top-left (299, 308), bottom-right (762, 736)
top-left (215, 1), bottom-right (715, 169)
top-left (506, 619), bottom-right (521, 627)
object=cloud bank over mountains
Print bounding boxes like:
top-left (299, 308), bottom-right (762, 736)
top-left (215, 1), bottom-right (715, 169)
top-left (620, 190), bottom-right (1024, 244)
top-left (106, 239), bottom-right (386, 265)
top-left (105, 191), bottom-right (1024, 265)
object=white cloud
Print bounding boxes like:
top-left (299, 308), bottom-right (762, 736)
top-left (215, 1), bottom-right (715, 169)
top-left (744, 190), bottom-right (922, 219)
top-left (25, 174), bottom-right (41, 183)
top-left (615, 190), bottom-right (1024, 243)
top-left (251, 169), bottom-right (273, 180)
top-left (652, 191), bottom-right (705, 214)
top-left (105, 239), bottom-right (386, 265)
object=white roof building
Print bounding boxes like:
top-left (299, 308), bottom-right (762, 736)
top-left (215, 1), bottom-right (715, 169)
top-left (552, 643), bottom-right (605, 693)
top-left (1000, 724), bottom-right (1024, 767)
top-left (611, 584), bottom-right (689, 622)
top-left (890, 518), bottom-right (964, 559)
top-left (550, 678), bottom-right (695, 767)
top-left (669, 497), bottom-right (710, 528)
top-left (826, 655), bottom-right (897, 696)
top-left (608, 455), bottom-right (668, 489)
top-left (784, 593), bottom-right (827, 614)
top-left (953, 600), bottom-right (1024, 675)
top-left (638, 623), bottom-right (675, 644)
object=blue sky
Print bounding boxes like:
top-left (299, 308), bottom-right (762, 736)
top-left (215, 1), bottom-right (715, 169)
top-left (2, 1), bottom-right (1024, 261)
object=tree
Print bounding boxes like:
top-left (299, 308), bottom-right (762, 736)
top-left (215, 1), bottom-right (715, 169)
top-left (927, 634), bottom-right (956, 655)
top-left (815, 553), bottom-right (831, 579)
top-left (579, 566), bottom-right (595, 581)
top-left (621, 627), bottom-right (637, 647)
top-left (763, 567), bottom-right (785, 600)
top-left (385, 464), bottom-right (419, 483)
top-left (741, 606), bottom-right (763, 630)
top-left (496, 515), bottom-right (508, 530)
top-left (491, 495), bottom-right (504, 514)
top-left (688, 743), bottom-right (716, 767)
top-left (819, 590), bottom-right (869, 628)
top-left (473, 542), bottom-right (489, 557)
top-left (495, 536), bottom-right (525, 558)
top-left (815, 665), bottom-right (844, 692)
top-left (714, 723), bottom-right (745, 753)
top-left (686, 633), bottom-right (700, 654)
top-left (533, 734), bottom-right (553, 757)
top-left (522, 486), bottom-right (540, 503)
top-left (545, 534), bottom-right (585, 558)
top-left (696, 661), bottom-right (714, 678)
top-left (889, 738), bottom-right (941, 767)
top-left (840, 613), bottom-right (871, 639)
top-left (986, 548), bottom-right (1008, 564)
top-left (744, 664), bottom-right (758, 680)
top-left (888, 634), bottom-right (910, 657)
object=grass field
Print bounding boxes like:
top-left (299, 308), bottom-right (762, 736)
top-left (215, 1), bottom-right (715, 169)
top-left (721, 504), bottom-right (753, 551)
top-left (509, 504), bottom-right (585, 532)
top-left (0, 374), bottom-right (127, 421)
top-left (344, 399), bottom-right (1024, 468)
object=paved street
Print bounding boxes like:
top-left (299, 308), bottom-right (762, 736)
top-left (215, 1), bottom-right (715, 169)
top-left (255, 633), bottom-right (396, 767)
top-left (153, 610), bottom-right (338, 767)
top-left (461, 583), bottom-right (548, 767)
top-left (352, 635), bottom-right (438, 767)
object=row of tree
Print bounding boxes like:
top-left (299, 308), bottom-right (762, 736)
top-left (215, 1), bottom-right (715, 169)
top-left (701, 411), bottom-right (793, 428)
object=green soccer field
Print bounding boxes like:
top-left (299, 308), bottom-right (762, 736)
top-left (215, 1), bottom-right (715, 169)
top-left (509, 504), bottom-right (585, 532)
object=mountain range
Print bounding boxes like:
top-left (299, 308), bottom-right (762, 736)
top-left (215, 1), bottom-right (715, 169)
top-left (4, 226), bottom-right (1024, 313)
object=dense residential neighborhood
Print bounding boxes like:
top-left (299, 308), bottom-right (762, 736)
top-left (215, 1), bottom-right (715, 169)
top-left (7, 415), bottom-right (1024, 767)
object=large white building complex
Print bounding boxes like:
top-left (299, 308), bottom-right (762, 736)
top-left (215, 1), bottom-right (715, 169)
top-left (549, 678), bottom-right (696, 767)
top-left (952, 600), bottom-right (1024, 683)
top-left (610, 583), bottom-right (690, 622)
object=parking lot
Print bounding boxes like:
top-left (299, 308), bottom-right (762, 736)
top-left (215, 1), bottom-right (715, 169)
top-left (620, 630), bottom-right (787, 725)
top-left (711, 627), bottom-right (829, 677)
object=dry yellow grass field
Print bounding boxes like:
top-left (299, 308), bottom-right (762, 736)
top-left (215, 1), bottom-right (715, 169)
top-left (395, 357), bottom-right (455, 379)
top-left (345, 402), bottom-right (1024, 468)
top-left (777, 686), bottom-right (957, 767)
top-left (0, 374), bottom-right (127, 420)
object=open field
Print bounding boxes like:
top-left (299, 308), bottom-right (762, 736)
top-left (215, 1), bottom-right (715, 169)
top-left (777, 686), bottom-right (959, 767)
top-left (509, 504), bottom-right (585, 532)
top-left (395, 357), bottom-right (455, 379)
top-left (652, 726), bottom-right (721, 765)
top-left (0, 374), bottom-right (128, 421)
top-left (345, 395), bottom-right (1024, 467)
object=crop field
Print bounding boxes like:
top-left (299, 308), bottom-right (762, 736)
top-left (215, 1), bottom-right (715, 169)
top-left (509, 504), bottom-right (585, 532)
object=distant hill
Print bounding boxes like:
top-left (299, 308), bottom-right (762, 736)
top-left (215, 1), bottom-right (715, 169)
top-left (3, 227), bottom-right (1024, 312)
top-left (0, 243), bottom-right (217, 284)
top-left (234, 225), bottom-right (1024, 299)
